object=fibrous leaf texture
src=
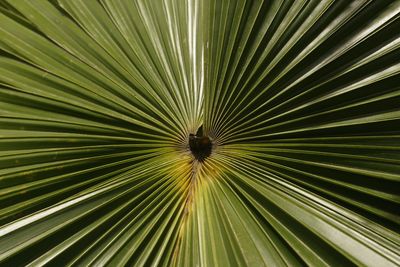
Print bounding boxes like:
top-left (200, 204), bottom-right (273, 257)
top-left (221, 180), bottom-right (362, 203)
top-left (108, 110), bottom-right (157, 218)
top-left (0, 0), bottom-right (399, 266)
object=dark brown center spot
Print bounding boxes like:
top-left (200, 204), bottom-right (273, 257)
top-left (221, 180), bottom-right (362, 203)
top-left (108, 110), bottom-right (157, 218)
top-left (189, 126), bottom-right (212, 161)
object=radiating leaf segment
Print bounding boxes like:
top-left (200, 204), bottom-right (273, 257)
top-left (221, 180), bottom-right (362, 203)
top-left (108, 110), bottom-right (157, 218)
top-left (0, 0), bottom-right (399, 266)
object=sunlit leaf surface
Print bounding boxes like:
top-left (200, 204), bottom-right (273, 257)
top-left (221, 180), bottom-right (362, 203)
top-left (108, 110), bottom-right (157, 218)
top-left (0, 0), bottom-right (399, 266)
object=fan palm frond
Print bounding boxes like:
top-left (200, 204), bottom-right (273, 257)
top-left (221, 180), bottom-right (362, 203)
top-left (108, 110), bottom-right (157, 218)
top-left (0, 0), bottom-right (399, 266)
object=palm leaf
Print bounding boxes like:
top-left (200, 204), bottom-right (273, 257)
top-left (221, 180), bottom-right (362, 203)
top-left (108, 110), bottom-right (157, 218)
top-left (0, 0), bottom-right (399, 266)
